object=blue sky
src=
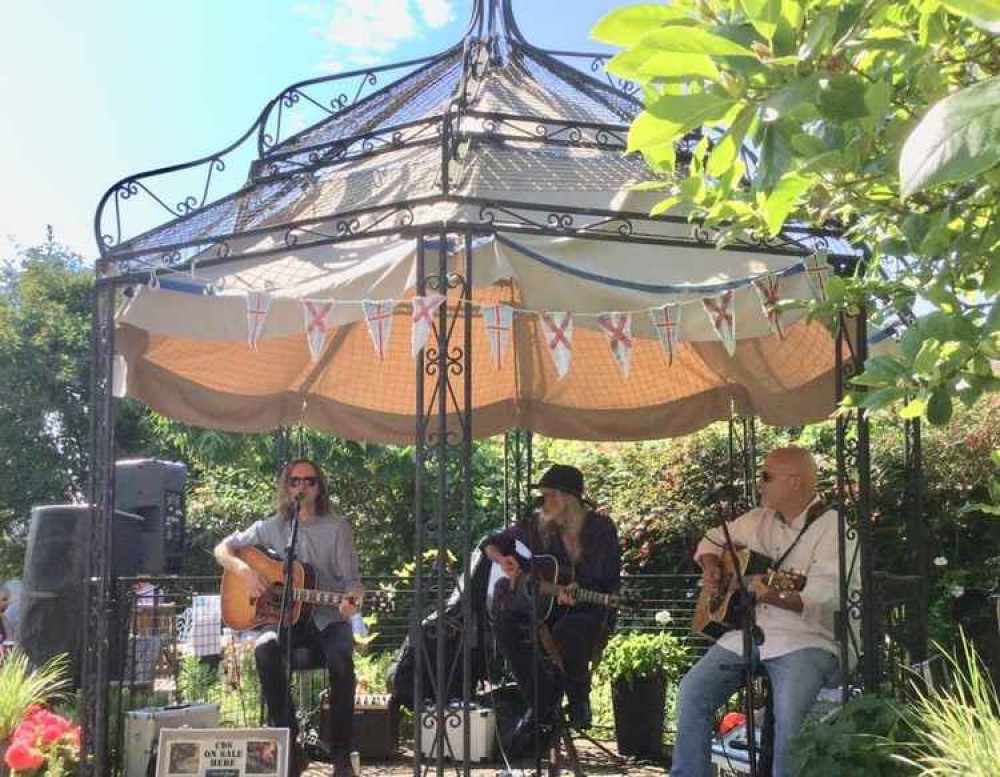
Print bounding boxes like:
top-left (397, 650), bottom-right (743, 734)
top-left (0, 0), bottom-right (625, 258)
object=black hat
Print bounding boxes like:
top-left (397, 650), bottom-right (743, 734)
top-left (532, 464), bottom-right (585, 499)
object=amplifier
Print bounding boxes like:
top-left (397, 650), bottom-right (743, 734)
top-left (320, 693), bottom-right (397, 760)
top-left (124, 703), bottom-right (220, 777)
top-left (419, 704), bottom-right (495, 763)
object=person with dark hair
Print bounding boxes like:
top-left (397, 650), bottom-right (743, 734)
top-left (483, 464), bottom-right (620, 754)
top-left (214, 459), bottom-right (362, 777)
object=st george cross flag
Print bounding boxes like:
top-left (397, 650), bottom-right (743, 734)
top-left (650, 304), bottom-right (683, 366)
top-left (752, 273), bottom-right (785, 340)
top-left (245, 290), bottom-right (271, 351)
top-left (702, 291), bottom-right (736, 357)
top-left (302, 299), bottom-right (336, 361)
top-left (804, 252), bottom-right (832, 302)
top-left (540, 311), bottom-right (574, 379)
top-left (362, 300), bottom-right (396, 362)
top-left (411, 295), bottom-right (447, 359)
top-left (597, 312), bottom-right (634, 379)
top-left (482, 303), bottom-right (514, 370)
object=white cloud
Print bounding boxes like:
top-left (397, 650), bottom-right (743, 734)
top-left (299, 0), bottom-right (457, 66)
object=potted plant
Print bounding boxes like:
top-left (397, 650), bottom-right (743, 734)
top-left (595, 627), bottom-right (689, 757)
top-left (0, 650), bottom-right (73, 777)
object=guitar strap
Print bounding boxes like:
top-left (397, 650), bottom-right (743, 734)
top-left (773, 501), bottom-right (829, 571)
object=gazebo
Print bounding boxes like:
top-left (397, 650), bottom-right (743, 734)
top-left (86, 1), bottom-right (918, 773)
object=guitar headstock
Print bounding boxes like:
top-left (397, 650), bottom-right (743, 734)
top-left (767, 568), bottom-right (807, 591)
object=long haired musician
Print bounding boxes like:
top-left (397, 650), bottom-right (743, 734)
top-left (214, 458), bottom-right (362, 777)
top-left (482, 464), bottom-right (620, 756)
top-left (672, 446), bottom-right (844, 777)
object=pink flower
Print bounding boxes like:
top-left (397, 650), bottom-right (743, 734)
top-left (5, 740), bottom-right (45, 771)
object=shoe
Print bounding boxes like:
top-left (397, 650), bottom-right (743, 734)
top-left (566, 699), bottom-right (592, 730)
top-left (510, 710), bottom-right (553, 757)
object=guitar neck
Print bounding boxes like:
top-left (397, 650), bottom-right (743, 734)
top-left (538, 581), bottom-right (618, 609)
top-left (293, 589), bottom-right (359, 607)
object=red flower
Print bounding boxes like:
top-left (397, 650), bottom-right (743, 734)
top-left (4, 740), bottom-right (45, 771)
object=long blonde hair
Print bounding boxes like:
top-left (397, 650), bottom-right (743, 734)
top-left (276, 458), bottom-right (331, 520)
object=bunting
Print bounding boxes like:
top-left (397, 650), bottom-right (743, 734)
top-left (650, 304), bottom-right (683, 366)
top-left (411, 295), bottom-right (447, 359)
top-left (540, 311), bottom-right (573, 379)
top-left (804, 252), bottom-right (832, 302)
top-left (362, 300), bottom-right (396, 362)
top-left (597, 312), bottom-right (634, 379)
top-left (482, 303), bottom-right (514, 370)
top-left (751, 273), bottom-right (785, 340)
top-left (302, 299), bottom-right (336, 361)
top-left (245, 291), bottom-right (271, 351)
top-left (702, 291), bottom-right (736, 357)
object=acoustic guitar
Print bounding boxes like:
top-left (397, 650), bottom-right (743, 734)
top-left (220, 545), bottom-right (371, 631)
top-left (495, 553), bottom-right (627, 621)
top-left (691, 548), bottom-right (806, 641)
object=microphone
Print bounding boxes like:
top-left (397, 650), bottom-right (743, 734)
top-left (702, 483), bottom-right (737, 506)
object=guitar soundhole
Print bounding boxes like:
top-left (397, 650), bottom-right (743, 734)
top-left (256, 585), bottom-right (286, 620)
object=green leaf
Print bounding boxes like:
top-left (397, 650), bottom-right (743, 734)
top-left (940, 0), bottom-right (1000, 23)
top-left (817, 75), bottom-right (871, 121)
top-left (913, 338), bottom-right (942, 376)
top-left (631, 25), bottom-right (757, 57)
top-left (645, 91), bottom-right (737, 132)
top-left (760, 172), bottom-right (811, 234)
top-left (859, 386), bottom-right (907, 410)
top-left (755, 120), bottom-right (795, 194)
top-left (865, 80), bottom-right (892, 119)
top-left (741, 0), bottom-right (783, 43)
top-left (591, 5), bottom-right (689, 46)
top-left (761, 77), bottom-right (820, 123)
top-left (927, 387), bottom-right (954, 424)
top-left (983, 257), bottom-right (1000, 294)
top-left (798, 7), bottom-right (837, 60)
top-left (899, 396), bottom-right (928, 418)
top-left (607, 48), bottom-right (721, 83)
top-left (900, 76), bottom-right (1000, 197)
top-left (707, 104), bottom-right (755, 178)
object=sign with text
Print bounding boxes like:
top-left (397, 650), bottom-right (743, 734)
top-left (155, 728), bottom-right (289, 777)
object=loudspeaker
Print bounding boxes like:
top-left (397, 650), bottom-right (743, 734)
top-left (19, 504), bottom-right (146, 680)
top-left (115, 459), bottom-right (187, 574)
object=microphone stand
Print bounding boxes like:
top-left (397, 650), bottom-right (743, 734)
top-left (715, 495), bottom-right (766, 777)
top-left (277, 494), bottom-right (302, 766)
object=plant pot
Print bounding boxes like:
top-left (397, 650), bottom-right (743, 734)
top-left (612, 673), bottom-right (665, 756)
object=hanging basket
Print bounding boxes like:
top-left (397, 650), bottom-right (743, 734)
top-left (611, 673), bottom-right (666, 756)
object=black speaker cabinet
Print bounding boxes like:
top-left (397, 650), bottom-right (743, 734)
top-left (19, 504), bottom-right (147, 681)
top-left (115, 459), bottom-right (187, 574)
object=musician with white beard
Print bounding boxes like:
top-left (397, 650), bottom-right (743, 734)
top-left (671, 446), bottom-right (842, 777)
top-left (483, 464), bottom-right (620, 755)
top-left (214, 458), bottom-right (362, 777)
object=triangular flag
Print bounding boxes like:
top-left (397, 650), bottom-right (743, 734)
top-left (362, 300), bottom-right (396, 362)
top-left (702, 291), bottom-right (736, 357)
top-left (245, 291), bottom-right (271, 351)
top-left (804, 252), bottom-right (832, 302)
top-left (411, 295), bottom-right (447, 359)
top-left (482, 303), bottom-right (514, 370)
top-left (752, 273), bottom-right (785, 340)
top-left (302, 299), bottom-right (336, 361)
top-left (650, 304), bottom-right (683, 366)
top-left (540, 311), bottom-right (573, 379)
top-left (597, 312), bottom-right (633, 379)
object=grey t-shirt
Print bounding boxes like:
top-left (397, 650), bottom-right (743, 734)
top-left (224, 512), bottom-right (362, 631)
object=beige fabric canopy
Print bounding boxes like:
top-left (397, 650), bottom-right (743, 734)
top-left (114, 230), bottom-right (864, 443)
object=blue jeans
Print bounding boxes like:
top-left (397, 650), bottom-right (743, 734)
top-left (671, 644), bottom-right (838, 777)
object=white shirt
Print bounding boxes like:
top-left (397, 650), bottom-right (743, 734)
top-left (694, 500), bottom-right (848, 661)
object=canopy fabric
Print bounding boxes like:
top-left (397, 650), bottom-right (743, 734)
top-left (115, 233), bottom-right (859, 442)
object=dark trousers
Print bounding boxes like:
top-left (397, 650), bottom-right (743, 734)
top-left (491, 580), bottom-right (604, 724)
top-left (254, 620), bottom-right (355, 753)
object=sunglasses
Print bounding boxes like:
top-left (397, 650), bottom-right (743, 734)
top-left (287, 475), bottom-right (319, 488)
top-left (760, 470), bottom-right (797, 482)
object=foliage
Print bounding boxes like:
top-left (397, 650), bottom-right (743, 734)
top-left (3, 705), bottom-right (80, 776)
top-left (593, 0), bottom-right (1000, 433)
top-left (595, 629), bottom-right (689, 686)
top-left (898, 635), bottom-right (1000, 776)
top-left (787, 693), bottom-right (915, 777)
top-left (0, 650), bottom-right (71, 743)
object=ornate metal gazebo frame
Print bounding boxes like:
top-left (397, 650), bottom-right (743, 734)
top-left (85, 1), bottom-right (923, 774)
